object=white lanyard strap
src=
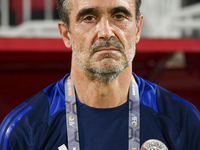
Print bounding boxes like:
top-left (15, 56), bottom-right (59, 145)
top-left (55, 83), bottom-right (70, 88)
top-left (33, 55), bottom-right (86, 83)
top-left (65, 75), bottom-right (140, 150)
top-left (65, 76), bottom-right (80, 150)
top-left (128, 76), bottom-right (140, 150)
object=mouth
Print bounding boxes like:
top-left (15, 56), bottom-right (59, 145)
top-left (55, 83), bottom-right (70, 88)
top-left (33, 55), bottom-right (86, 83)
top-left (92, 47), bottom-right (122, 61)
top-left (96, 47), bottom-right (119, 53)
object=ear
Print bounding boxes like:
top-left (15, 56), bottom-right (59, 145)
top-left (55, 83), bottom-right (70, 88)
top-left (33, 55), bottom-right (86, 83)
top-left (58, 21), bottom-right (72, 49)
top-left (135, 15), bottom-right (143, 44)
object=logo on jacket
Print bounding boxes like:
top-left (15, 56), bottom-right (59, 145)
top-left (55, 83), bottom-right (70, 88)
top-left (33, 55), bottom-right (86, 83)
top-left (141, 139), bottom-right (168, 150)
top-left (58, 144), bottom-right (68, 150)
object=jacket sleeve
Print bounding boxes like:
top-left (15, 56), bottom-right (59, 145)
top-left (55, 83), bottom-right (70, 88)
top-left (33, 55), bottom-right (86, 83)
top-left (0, 103), bottom-right (33, 150)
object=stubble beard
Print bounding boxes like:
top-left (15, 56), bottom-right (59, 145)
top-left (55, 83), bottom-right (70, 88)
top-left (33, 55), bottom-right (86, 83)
top-left (73, 39), bottom-right (136, 84)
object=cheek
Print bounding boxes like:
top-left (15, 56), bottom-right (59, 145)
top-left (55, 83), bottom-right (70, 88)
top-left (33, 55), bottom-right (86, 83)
top-left (113, 20), bottom-right (137, 45)
top-left (124, 22), bottom-right (137, 38)
top-left (74, 22), bottom-right (96, 39)
top-left (74, 23), bottom-right (90, 35)
top-left (72, 25), bottom-right (95, 50)
top-left (70, 35), bottom-right (90, 54)
top-left (71, 37), bottom-right (90, 62)
top-left (124, 25), bottom-right (137, 46)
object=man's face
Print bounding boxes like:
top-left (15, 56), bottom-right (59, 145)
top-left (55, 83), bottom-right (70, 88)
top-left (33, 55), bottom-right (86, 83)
top-left (61, 0), bottom-right (143, 81)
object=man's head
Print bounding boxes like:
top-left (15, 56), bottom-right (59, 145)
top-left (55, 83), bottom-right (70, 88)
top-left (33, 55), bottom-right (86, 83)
top-left (58, 0), bottom-right (143, 83)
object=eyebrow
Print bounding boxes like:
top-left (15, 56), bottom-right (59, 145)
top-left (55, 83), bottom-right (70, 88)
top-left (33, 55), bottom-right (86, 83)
top-left (109, 6), bottom-right (132, 17)
top-left (76, 8), bottom-right (99, 22)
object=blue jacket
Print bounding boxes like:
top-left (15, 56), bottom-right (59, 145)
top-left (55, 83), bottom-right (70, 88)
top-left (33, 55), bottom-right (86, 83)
top-left (0, 73), bottom-right (200, 150)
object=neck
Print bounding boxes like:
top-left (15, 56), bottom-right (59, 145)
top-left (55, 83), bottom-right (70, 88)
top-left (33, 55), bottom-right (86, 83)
top-left (70, 61), bottom-right (133, 108)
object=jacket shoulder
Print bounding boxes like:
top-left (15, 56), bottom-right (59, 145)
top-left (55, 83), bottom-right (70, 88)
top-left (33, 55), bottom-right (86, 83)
top-left (156, 85), bottom-right (200, 121)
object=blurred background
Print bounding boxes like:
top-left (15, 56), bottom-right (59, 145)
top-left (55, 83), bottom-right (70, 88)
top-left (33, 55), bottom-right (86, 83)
top-left (0, 0), bottom-right (200, 122)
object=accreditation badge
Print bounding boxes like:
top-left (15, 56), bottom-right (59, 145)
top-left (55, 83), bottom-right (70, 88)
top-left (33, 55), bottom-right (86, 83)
top-left (141, 139), bottom-right (168, 150)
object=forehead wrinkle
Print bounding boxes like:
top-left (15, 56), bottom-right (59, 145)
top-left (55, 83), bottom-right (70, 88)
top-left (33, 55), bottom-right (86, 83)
top-left (71, 0), bottom-right (136, 21)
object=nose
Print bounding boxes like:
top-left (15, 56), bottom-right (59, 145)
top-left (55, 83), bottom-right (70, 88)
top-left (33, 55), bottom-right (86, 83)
top-left (97, 17), bottom-right (115, 40)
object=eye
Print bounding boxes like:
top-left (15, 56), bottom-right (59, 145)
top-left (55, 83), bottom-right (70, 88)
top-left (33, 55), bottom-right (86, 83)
top-left (114, 14), bottom-right (125, 20)
top-left (83, 15), bottom-right (95, 22)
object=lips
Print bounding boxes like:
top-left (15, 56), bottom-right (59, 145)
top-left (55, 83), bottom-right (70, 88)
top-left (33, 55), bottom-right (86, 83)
top-left (96, 47), bottom-right (118, 52)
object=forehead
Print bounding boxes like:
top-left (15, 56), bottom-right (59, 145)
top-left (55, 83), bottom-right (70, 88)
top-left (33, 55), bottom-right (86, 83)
top-left (68, 0), bottom-right (135, 13)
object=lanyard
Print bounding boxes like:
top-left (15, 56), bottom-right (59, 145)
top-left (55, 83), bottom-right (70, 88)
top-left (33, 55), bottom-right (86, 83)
top-left (64, 75), bottom-right (140, 150)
